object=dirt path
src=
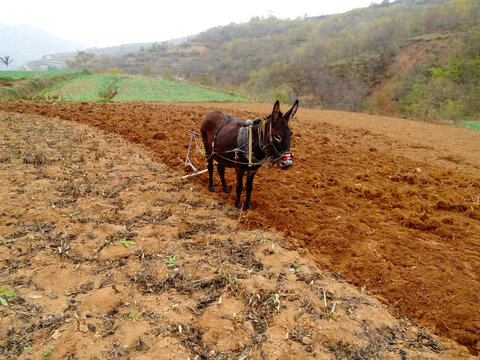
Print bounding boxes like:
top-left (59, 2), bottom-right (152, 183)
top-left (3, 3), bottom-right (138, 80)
top-left (1, 101), bottom-right (479, 355)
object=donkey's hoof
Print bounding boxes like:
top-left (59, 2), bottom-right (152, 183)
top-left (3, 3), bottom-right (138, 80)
top-left (236, 202), bottom-right (253, 210)
top-left (208, 185), bottom-right (215, 192)
top-left (223, 186), bottom-right (231, 194)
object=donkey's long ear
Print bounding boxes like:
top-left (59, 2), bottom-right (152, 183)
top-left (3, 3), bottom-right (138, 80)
top-left (272, 100), bottom-right (280, 122)
top-left (284, 100), bottom-right (299, 121)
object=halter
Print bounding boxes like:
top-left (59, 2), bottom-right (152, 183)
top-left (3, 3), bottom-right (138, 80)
top-left (258, 117), bottom-right (274, 155)
top-left (258, 117), bottom-right (292, 165)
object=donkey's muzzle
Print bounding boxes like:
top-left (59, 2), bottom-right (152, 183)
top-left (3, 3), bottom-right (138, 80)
top-left (279, 153), bottom-right (293, 169)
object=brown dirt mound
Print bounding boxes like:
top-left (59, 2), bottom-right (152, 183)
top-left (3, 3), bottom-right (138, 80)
top-left (1, 101), bottom-right (479, 356)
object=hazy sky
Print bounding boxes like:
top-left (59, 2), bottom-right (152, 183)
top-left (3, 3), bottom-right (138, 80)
top-left (1, 0), bottom-right (383, 48)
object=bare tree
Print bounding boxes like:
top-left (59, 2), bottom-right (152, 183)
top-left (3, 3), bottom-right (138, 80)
top-left (65, 51), bottom-right (97, 70)
top-left (0, 56), bottom-right (13, 70)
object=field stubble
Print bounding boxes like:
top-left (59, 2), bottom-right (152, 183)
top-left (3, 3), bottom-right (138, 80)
top-left (0, 101), bottom-right (479, 358)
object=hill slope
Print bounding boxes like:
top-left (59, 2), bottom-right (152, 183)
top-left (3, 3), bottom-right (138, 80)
top-left (100, 0), bottom-right (480, 124)
top-left (14, 1), bottom-right (480, 123)
top-left (18, 38), bottom-right (189, 71)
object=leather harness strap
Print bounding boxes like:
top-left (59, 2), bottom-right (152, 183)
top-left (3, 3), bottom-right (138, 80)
top-left (212, 115), bottom-right (235, 152)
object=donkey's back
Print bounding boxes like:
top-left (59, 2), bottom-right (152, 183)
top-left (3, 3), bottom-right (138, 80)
top-left (201, 110), bottom-right (242, 157)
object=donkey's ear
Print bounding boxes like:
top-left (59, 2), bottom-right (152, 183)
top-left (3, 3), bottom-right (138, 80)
top-left (272, 100), bottom-right (280, 122)
top-left (285, 100), bottom-right (299, 121)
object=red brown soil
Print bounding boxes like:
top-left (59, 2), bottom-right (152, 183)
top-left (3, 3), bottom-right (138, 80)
top-left (1, 101), bottom-right (479, 355)
top-left (4, 111), bottom-right (469, 359)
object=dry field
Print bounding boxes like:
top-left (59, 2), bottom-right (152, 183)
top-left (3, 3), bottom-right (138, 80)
top-left (0, 101), bottom-right (479, 359)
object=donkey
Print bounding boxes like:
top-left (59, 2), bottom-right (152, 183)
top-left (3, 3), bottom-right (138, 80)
top-left (200, 100), bottom-right (298, 209)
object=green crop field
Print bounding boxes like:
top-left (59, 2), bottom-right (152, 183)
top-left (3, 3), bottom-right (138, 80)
top-left (1, 71), bottom-right (248, 103)
top-left (35, 73), bottom-right (249, 102)
top-left (0, 70), bottom-right (79, 81)
top-left (114, 77), bottom-right (248, 102)
top-left (461, 121), bottom-right (480, 131)
top-left (37, 74), bottom-right (118, 101)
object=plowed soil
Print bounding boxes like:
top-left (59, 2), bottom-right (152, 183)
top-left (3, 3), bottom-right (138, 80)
top-left (1, 101), bottom-right (479, 356)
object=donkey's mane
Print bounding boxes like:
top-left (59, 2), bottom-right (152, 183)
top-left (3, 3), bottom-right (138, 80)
top-left (252, 114), bottom-right (273, 126)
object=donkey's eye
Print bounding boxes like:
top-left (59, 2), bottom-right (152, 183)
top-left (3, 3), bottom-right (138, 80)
top-left (273, 135), bottom-right (282, 142)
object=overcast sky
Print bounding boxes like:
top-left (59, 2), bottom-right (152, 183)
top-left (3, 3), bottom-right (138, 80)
top-left (1, 0), bottom-right (383, 48)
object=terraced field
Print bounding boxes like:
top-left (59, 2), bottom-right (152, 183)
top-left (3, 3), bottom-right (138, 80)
top-left (0, 70), bottom-right (79, 81)
top-left (30, 73), bottom-right (248, 102)
top-left (114, 77), bottom-right (248, 102)
top-left (36, 74), bottom-right (118, 101)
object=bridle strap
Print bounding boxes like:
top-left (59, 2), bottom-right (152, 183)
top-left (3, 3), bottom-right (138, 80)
top-left (258, 118), bottom-right (271, 153)
top-left (258, 117), bottom-right (284, 160)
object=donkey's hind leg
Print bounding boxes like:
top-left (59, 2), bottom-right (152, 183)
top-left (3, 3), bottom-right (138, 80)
top-left (244, 170), bottom-right (257, 210)
top-left (217, 164), bottom-right (230, 194)
top-left (235, 167), bottom-right (244, 209)
top-left (207, 157), bottom-right (215, 192)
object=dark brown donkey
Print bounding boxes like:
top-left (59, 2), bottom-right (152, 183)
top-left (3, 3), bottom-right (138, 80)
top-left (201, 100), bottom-right (298, 209)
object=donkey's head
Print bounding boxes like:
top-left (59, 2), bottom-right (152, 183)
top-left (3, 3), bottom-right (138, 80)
top-left (266, 100), bottom-right (298, 169)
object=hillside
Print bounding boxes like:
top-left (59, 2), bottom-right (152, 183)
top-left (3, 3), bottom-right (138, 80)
top-left (19, 43), bottom-right (159, 71)
top-left (18, 38), bottom-right (190, 71)
top-left (0, 23), bottom-right (86, 69)
top-left (86, 0), bottom-right (479, 125)
top-left (13, 1), bottom-right (480, 124)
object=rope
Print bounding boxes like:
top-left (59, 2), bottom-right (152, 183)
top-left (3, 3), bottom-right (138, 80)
top-left (184, 116), bottom-right (273, 176)
top-left (214, 151), bottom-right (266, 166)
top-left (193, 134), bottom-right (205, 156)
top-left (186, 148), bottom-right (266, 174)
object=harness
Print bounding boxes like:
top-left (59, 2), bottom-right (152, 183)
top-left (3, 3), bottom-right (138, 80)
top-left (212, 114), bottom-right (235, 153)
top-left (236, 123), bottom-right (265, 166)
top-left (212, 115), bottom-right (288, 167)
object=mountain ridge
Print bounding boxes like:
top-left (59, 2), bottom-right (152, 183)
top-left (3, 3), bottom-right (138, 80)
top-left (0, 23), bottom-right (87, 68)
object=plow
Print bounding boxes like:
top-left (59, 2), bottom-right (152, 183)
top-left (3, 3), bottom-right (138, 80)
top-left (181, 130), bottom-right (208, 179)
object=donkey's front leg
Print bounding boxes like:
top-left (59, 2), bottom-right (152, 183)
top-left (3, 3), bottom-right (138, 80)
top-left (217, 164), bottom-right (230, 194)
top-left (244, 170), bottom-right (257, 210)
top-left (235, 167), bottom-right (244, 209)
